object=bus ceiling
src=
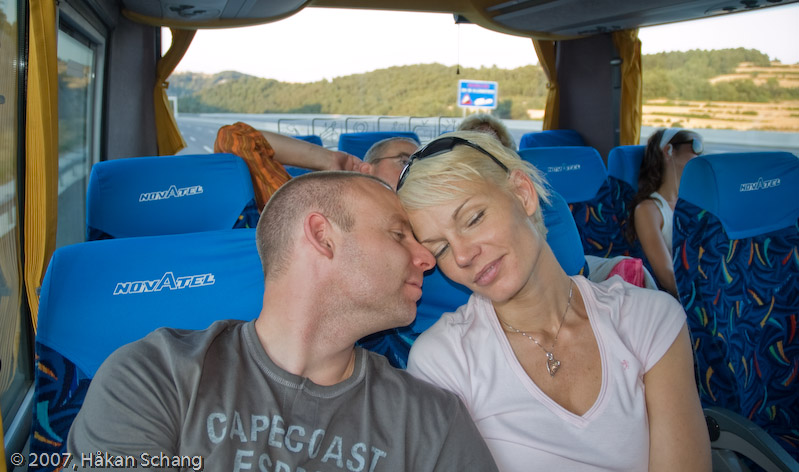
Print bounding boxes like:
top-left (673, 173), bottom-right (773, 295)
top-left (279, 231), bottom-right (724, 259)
top-left (120, 0), bottom-right (799, 38)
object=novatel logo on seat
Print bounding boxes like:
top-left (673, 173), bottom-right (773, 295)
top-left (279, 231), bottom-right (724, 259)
top-left (139, 184), bottom-right (204, 202)
top-left (113, 272), bottom-right (216, 295)
top-left (547, 164), bottom-right (581, 173)
top-left (739, 177), bottom-right (781, 192)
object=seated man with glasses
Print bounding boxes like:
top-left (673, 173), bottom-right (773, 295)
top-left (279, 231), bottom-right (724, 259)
top-left (362, 137), bottom-right (421, 189)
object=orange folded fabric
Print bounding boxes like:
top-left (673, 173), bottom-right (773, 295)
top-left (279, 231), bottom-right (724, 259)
top-left (214, 122), bottom-right (291, 210)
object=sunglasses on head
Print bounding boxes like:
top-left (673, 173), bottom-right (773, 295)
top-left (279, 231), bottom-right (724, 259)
top-left (671, 139), bottom-right (704, 155)
top-left (396, 136), bottom-right (509, 190)
top-left (659, 128), bottom-right (703, 155)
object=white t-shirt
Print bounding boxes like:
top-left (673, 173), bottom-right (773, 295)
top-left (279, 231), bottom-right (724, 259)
top-left (650, 191), bottom-right (674, 254)
top-left (407, 276), bottom-right (686, 471)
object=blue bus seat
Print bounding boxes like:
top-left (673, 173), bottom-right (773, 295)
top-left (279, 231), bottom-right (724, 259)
top-left (283, 135), bottom-right (325, 176)
top-left (337, 131), bottom-right (420, 159)
top-left (606, 145), bottom-right (648, 263)
top-left (293, 134), bottom-right (323, 146)
top-left (30, 230), bottom-right (264, 467)
top-left (519, 129), bottom-right (585, 149)
top-left (87, 153), bottom-right (259, 240)
top-left (607, 145), bottom-right (645, 196)
top-left (519, 146), bottom-right (628, 259)
top-left (545, 189), bottom-right (589, 277)
top-left (358, 189), bottom-right (588, 368)
top-left (672, 152), bottom-right (799, 458)
top-left (283, 166), bottom-right (314, 177)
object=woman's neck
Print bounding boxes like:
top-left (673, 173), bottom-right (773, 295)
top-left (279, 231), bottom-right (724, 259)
top-left (492, 247), bottom-right (572, 333)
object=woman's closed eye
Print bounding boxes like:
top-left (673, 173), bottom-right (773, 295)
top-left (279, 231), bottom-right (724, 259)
top-left (432, 243), bottom-right (450, 259)
top-left (467, 209), bottom-right (485, 227)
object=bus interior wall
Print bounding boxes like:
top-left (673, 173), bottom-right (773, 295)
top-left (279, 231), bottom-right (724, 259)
top-left (103, 6), bottom-right (159, 160)
top-left (557, 33), bottom-right (617, 160)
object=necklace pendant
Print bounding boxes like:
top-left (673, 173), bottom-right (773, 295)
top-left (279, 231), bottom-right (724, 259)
top-left (545, 352), bottom-right (561, 377)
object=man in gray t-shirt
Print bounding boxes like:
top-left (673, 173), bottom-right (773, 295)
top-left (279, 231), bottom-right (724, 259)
top-left (67, 172), bottom-right (498, 471)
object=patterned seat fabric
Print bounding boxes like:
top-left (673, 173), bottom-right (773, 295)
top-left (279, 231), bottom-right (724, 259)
top-left (673, 152), bottom-right (799, 459)
top-left (31, 230), bottom-right (264, 470)
top-left (519, 146), bottom-right (629, 259)
top-left (87, 153), bottom-right (259, 240)
top-left (359, 189), bottom-right (588, 368)
top-left (606, 145), bottom-right (649, 264)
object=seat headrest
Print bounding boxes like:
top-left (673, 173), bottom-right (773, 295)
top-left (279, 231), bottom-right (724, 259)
top-left (87, 154), bottom-right (256, 238)
top-left (518, 146), bottom-right (608, 203)
top-left (519, 129), bottom-right (585, 149)
top-left (607, 145), bottom-right (646, 191)
top-left (37, 230), bottom-right (264, 377)
top-left (680, 152), bottom-right (799, 239)
top-left (338, 132), bottom-right (420, 159)
top-left (542, 189), bottom-right (587, 276)
top-left (417, 267), bottom-right (471, 332)
top-left (294, 134), bottom-right (324, 147)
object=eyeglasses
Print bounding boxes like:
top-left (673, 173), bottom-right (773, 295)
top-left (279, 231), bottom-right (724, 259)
top-left (396, 136), bottom-right (509, 191)
top-left (370, 152), bottom-right (412, 167)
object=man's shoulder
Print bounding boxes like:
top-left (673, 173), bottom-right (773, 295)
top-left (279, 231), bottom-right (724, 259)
top-left (102, 319), bottom-right (250, 373)
top-left (362, 349), bottom-right (462, 406)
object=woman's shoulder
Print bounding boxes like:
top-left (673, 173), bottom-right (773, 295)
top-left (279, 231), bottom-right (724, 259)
top-left (419, 294), bottom-right (488, 333)
top-left (412, 294), bottom-right (491, 352)
top-left (579, 275), bottom-right (684, 321)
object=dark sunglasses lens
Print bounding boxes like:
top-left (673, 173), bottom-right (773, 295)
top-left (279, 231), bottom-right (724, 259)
top-left (418, 137), bottom-right (458, 158)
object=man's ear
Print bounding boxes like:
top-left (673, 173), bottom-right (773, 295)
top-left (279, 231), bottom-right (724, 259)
top-left (304, 212), bottom-right (335, 259)
top-left (361, 162), bottom-right (375, 176)
top-left (509, 169), bottom-right (540, 217)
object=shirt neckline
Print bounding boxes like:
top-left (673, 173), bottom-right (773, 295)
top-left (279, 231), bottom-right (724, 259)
top-left (242, 320), bottom-right (367, 399)
top-left (486, 276), bottom-right (609, 425)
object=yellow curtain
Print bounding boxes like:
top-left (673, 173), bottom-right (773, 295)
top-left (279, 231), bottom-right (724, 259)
top-left (533, 39), bottom-right (559, 130)
top-left (154, 28), bottom-right (196, 155)
top-left (25, 0), bottom-right (59, 330)
top-left (612, 29), bottom-right (643, 146)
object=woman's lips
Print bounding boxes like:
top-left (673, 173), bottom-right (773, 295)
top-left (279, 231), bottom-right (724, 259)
top-left (474, 257), bottom-right (502, 286)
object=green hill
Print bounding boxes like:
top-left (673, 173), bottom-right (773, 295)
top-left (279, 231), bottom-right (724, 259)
top-left (170, 48), bottom-right (798, 120)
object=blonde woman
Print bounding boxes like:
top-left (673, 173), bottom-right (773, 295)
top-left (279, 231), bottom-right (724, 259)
top-left (397, 131), bottom-right (710, 471)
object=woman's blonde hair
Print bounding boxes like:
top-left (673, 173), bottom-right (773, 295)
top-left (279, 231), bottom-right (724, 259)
top-left (398, 130), bottom-right (551, 236)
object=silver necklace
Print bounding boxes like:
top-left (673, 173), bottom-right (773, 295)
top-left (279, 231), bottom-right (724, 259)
top-left (501, 280), bottom-right (573, 377)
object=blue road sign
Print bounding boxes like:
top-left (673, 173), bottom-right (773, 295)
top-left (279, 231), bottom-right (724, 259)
top-left (458, 80), bottom-right (498, 109)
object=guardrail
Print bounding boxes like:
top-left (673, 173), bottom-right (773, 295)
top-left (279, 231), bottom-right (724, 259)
top-left (275, 115), bottom-right (473, 148)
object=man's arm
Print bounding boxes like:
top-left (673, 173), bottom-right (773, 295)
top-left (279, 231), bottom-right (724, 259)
top-left (260, 130), bottom-right (367, 172)
top-left (67, 342), bottom-right (182, 470)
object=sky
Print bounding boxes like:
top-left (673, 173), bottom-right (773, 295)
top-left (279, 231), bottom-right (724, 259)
top-left (169, 3), bottom-right (799, 84)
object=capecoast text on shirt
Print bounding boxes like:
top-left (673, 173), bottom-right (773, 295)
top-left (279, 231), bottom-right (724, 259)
top-left (66, 320), bottom-right (499, 472)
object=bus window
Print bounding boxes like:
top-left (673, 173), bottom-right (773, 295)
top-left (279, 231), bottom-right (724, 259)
top-left (0, 0), bottom-right (30, 443)
top-left (56, 5), bottom-right (105, 248)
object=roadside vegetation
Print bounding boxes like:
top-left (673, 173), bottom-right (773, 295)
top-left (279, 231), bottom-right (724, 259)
top-left (169, 48), bottom-right (799, 131)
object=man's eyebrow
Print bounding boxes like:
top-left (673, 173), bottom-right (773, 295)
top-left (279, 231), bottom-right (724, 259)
top-left (387, 212), bottom-right (412, 230)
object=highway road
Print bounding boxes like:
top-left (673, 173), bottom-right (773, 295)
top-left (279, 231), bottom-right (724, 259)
top-left (176, 113), bottom-right (799, 158)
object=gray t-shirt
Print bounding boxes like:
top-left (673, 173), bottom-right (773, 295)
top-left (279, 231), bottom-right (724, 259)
top-left (67, 320), bottom-right (497, 471)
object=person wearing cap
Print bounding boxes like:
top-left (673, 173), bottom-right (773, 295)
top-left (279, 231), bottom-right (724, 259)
top-left (627, 128), bottom-right (704, 297)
